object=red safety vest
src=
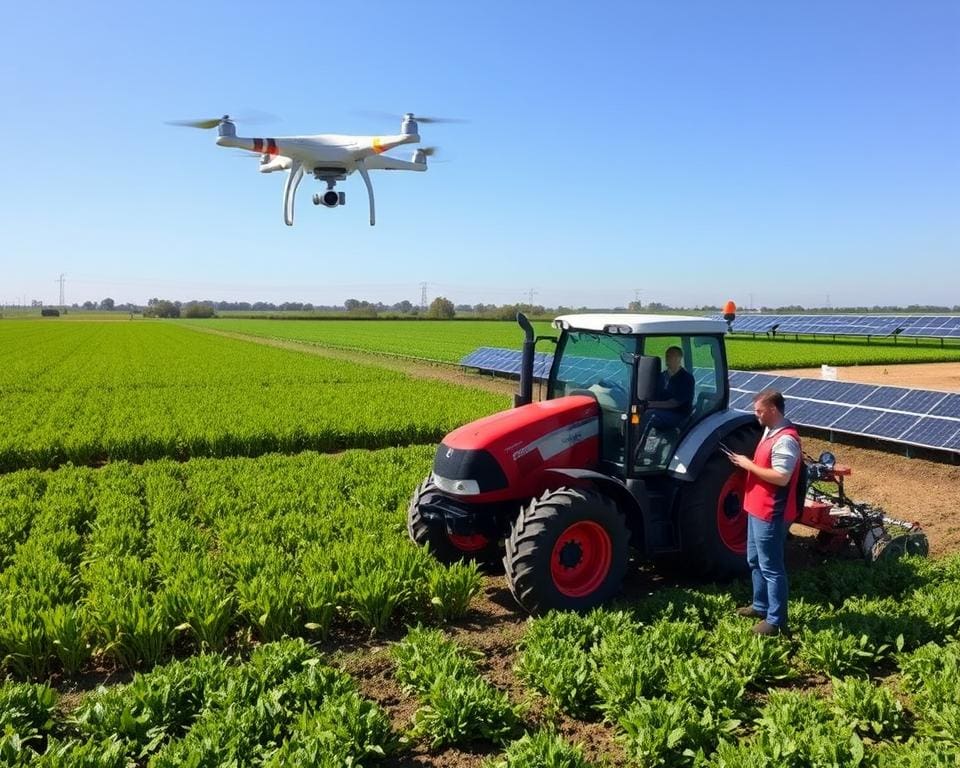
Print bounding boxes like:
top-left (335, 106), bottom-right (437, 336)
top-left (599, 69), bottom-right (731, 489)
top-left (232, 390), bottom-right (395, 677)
top-left (743, 425), bottom-right (802, 523)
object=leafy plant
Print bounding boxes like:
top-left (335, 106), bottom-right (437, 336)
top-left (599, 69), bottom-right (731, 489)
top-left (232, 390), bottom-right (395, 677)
top-left (412, 674), bottom-right (520, 748)
top-left (486, 729), bottom-right (596, 768)
top-left (799, 628), bottom-right (886, 677)
top-left (391, 626), bottom-right (478, 695)
top-left (616, 697), bottom-right (705, 767)
top-left (711, 617), bottom-right (792, 688)
top-left (428, 560), bottom-right (483, 622)
top-left (516, 638), bottom-right (595, 717)
top-left (831, 675), bottom-right (906, 739)
top-left (41, 602), bottom-right (91, 676)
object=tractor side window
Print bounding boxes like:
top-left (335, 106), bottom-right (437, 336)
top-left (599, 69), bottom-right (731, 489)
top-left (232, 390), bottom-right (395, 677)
top-left (688, 336), bottom-right (724, 421)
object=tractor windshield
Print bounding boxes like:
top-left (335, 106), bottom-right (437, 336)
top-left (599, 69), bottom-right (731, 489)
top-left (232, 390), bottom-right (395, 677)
top-left (548, 331), bottom-right (638, 408)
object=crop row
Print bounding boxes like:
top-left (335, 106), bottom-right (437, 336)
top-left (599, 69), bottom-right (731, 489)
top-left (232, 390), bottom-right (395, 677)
top-left (516, 554), bottom-right (960, 766)
top-left (199, 317), bottom-right (960, 369)
top-left (0, 321), bottom-right (506, 472)
top-left (0, 638), bottom-right (397, 766)
top-left (0, 447), bottom-right (489, 679)
top-left (1, 632), bottom-right (604, 768)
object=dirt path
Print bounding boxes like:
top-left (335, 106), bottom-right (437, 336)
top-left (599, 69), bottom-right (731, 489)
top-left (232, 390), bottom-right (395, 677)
top-left (189, 325), bottom-right (520, 398)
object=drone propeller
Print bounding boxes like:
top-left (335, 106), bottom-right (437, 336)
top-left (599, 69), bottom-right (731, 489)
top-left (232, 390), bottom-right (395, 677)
top-left (355, 110), bottom-right (467, 125)
top-left (418, 146), bottom-right (439, 157)
top-left (165, 110), bottom-right (279, 129)
top-left (408, 114), bottom-right (466, 125)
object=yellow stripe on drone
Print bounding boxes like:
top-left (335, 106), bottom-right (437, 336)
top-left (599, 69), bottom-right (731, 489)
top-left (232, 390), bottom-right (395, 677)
top-left (372, 137), bottom-right (386, 154)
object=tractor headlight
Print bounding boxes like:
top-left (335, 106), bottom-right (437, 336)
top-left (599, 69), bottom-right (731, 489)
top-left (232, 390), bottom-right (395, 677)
top-left (432, 474), bottom-right (480, 496)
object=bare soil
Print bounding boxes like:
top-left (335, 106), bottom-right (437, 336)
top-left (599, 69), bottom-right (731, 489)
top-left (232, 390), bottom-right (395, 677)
top-left (772, 361), bottom-right (960, 392)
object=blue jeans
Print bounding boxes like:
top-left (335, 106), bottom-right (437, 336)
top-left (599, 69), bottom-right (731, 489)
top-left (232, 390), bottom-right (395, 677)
top-left (747, 514), bottom-right (788, 628)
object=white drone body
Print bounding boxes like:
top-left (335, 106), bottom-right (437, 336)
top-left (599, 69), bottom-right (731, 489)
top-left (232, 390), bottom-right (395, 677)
top-left (179, 113), bottom-right (438, 226)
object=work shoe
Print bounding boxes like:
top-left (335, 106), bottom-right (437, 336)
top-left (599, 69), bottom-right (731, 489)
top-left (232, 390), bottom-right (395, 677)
top-left (736, 606), bottom-right (765, 619)
top-left (751, 620), bottom-right (784, 637)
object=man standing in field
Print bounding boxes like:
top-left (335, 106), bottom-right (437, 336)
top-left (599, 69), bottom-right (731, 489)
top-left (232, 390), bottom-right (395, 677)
top-left (726, 389), bottom-right (802, 636)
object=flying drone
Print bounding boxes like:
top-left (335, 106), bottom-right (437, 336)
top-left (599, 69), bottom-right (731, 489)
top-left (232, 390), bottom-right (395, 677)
top-left (169, 113), bottom-right (455, 226)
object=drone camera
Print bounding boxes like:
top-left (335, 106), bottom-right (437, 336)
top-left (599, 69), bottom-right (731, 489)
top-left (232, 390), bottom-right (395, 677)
top-left (314, 191), bottom-right (346, 208)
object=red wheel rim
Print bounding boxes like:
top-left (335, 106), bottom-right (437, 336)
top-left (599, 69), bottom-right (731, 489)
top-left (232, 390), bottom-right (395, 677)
top-left (717, 470), bottom-right (747, 554)
top-left (448, 533), bottom-right (490, 552)
top-left (550, 521), bottom-right (612, 598)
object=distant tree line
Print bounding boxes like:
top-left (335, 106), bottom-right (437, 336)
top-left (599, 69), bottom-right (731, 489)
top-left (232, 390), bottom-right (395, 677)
top-left (63, 297), bottom-right (960, 319)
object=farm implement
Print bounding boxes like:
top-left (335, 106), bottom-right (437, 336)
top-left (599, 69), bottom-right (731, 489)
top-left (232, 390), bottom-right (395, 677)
top-left (800, 452), bottom-right (929, 562)
top-left (408, 308), bottom-right (929, 614)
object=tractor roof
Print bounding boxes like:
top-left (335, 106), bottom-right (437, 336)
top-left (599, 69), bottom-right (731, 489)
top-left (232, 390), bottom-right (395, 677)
top-left (553, 314), bottom-right (728, 336)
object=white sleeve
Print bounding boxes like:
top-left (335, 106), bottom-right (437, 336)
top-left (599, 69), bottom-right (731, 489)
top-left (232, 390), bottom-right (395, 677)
top-left (770, 434), bottom-right (800, 476)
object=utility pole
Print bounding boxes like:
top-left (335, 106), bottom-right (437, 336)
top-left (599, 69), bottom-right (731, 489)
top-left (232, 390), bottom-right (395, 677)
top-left (527, 288), bottom-right (537, 307)
top-left (633, 288), bottom-right (643, 309)
top-left (56, 274), bottom-right (65, 310)
top-left (749, 293), bottom-right (754, 311)
top-left (419, 282), bottom-right (428, 311)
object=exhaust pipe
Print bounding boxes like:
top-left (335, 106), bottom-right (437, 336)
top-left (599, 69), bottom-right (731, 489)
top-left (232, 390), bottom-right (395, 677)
top-left (515, 312), bottom-right (535, 407)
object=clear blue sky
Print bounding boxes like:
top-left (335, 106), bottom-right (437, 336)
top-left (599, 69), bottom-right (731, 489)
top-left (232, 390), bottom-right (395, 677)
top-left (1, 1), bottom-right (957, 310)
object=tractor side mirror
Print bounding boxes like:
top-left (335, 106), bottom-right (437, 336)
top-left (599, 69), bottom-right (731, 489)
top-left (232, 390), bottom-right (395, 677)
top-left (635, 355), bottom-right (661, 402)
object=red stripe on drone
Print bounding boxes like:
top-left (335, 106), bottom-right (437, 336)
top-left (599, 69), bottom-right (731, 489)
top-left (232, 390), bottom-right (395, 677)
top-left (266, 139), bottom-right (279, 155)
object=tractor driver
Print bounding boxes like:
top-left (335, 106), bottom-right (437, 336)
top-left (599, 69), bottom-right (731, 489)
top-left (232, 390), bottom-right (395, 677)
top-left (638, 346), bottom-right (695, 444)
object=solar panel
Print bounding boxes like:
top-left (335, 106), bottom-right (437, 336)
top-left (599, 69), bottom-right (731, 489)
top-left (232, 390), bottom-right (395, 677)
top-left (936, 394), bottom-right (960, 419)
top-left (900, 417), bottom-right (960, 449)
top-left (459, 348), bottom-right (553, 379)
top-left (723, 313), bottom-right (960, 340)
top-left (729, 392), bottom-right (754, 411)
top-left (729, 371), bottom-right (757, 389)
top-left (891, 390), bottom-right (949, 414)
top-left (863, 412), bottom-right (921, 440)
top-left (830, 408), bottom-right (884, 433)
top-left (782, 378), bottom-right (832, 398)
top-left (786, 401), bottom-right (851, 429)
top-left (860, 386), bottom-right (913, 408)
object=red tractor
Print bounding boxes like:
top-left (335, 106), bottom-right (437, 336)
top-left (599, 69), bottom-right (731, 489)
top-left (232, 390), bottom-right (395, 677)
top-left (408, 312), bottom-right (764, 613)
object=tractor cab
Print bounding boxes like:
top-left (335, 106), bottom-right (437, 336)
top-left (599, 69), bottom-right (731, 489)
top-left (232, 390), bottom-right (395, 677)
top-left (544, 314), bottom-right (731, 475)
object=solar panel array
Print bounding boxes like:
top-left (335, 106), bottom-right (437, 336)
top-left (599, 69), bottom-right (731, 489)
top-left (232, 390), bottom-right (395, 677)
top-left (714, 313), bottom-right (960, 339)
top-left (460, 347), bottom-right (960, 455)
top-left (460, 347), bottom-right (554, 379)
top-left (728, 372), bottom-right (960, 454)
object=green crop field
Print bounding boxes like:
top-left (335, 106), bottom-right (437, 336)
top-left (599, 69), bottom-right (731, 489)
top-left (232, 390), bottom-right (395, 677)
top-left (196, 317), bottom-right (960, 370)
top-left (0, 320), bottom-right (506, 472)
top-left (2, 317), bottom-right (960, 766)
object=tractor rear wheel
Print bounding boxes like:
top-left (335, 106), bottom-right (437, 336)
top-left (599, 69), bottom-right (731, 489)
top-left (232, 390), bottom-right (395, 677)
top-left (503, 486), bottom-right (629, 614)
top-left (407, 478), bottom-right (500, 565)
top-left (679, 427), bottom-right (760, 579)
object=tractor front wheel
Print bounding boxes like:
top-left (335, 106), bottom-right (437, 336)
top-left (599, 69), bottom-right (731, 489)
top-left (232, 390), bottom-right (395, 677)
top-left (407, 478), bottom-right (500, 565)
top-left (503, 487), bottom-right (629, 614)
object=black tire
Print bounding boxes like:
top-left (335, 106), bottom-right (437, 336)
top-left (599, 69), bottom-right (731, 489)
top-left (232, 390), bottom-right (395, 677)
top-left (503, 486), bottom-right (629, 614)
top-left (407, 478), bottom-right (501, 565)
top-left (678, 426), bottom-right (761, 579)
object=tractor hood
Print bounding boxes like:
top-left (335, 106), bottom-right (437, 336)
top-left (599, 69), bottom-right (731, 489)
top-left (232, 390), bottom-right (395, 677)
top-left (432, 396), bottom-right (601, 500)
